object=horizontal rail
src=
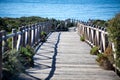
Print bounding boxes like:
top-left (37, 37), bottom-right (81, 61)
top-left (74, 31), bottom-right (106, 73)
top-left (77, 22), bottom-right (111, 52)
top-left (77, 21), bottom-right (120, 73)
top-left (0, 19), bottom-right (71, 79)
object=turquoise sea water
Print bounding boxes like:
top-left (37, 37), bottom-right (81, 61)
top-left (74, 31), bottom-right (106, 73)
top-left (0, 0), bottom-right (120, 21)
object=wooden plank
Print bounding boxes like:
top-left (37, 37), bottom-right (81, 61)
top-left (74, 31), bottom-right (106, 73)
top-left (26, 30), bottom-right (120, 80)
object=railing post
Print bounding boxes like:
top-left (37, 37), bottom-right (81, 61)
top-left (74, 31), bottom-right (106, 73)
top-left (36, 24), bottom-right (39, 43)
top-left (91, 28), bottom-right (93, 45)
top-left (35, 24), bottom-right (38, 45)
top-left (46, 23), bottom-right (48, 34)
top-left (0, 31), bottom-right (2, 80)
top-left (31, 25), bottom-right (34, 46)
top-left (93, 28), bottom-right (96, 45)
top-left (99, 27), bottom-right (104, 52)
top-left (39, 24), bottom-right (41, 41)
top-left (47, 22), bottom-right (49, 33)
top-left (104, 29), bottom-right (109, 51)
top-left (19, 27), bottom-right (23, 47)
top-left (44, 22), bottom-right (47, 33)
top-left (25, 26), bottom-right (28, 46)
top-left (12, 29), bottom-right (17, 49)
top-left (33, 24), bottom-right (36, 46)
top-left (96, 28), bottom-right (99, 46)
top-left (16, 31), bottom-right (21, 51)
top-left (28, 25), bottom-right (32, 46)
top-left (22, 26), bottom-right (26, 47)
top-left (1, 30), bottom-right (7, 53)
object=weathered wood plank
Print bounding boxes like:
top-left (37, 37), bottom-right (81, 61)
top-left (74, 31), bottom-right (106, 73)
top-left (26, 30), bottom-right (120, 80)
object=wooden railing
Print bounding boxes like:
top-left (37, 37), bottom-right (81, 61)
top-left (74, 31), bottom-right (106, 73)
top-left (0, 21), bottom-right (54, 52)
top-left (77, 22), bottom-right (110, 52)
top-left (0, 21), bottom-right (58, 79)
top-left (77, 21), bottom-right (120, 73)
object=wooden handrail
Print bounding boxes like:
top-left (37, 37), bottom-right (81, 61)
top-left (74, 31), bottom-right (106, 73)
top-left (77, 22), bottom-right (109, 52)
top-left (77, 21), bottom-right (120, 72)
top-left (0, 21), bottom-right (56, 52)
top-left (0, 21), bottom-right (59, 79)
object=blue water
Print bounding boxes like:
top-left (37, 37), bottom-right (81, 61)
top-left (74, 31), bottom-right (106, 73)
top-left (0, 0), bottom-right (120, 21)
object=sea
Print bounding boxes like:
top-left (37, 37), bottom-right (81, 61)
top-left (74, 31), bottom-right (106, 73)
top-left (0, 0), bottom-right (120, 21)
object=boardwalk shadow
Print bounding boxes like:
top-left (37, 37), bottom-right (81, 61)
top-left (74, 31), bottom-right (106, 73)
top-left (45, 32), bottom-right (61, 80)
top-left (29, 62), bottom-right (51, 71)
top-left (27, 32), bottom-right (61, 80)
top-left (34, 54), bottom-right (52, 60)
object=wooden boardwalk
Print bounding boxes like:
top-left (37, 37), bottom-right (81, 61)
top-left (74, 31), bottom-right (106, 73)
top-left (26, 29), bottom-right (120, 80)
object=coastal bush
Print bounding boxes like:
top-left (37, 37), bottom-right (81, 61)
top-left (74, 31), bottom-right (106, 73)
top-left (116, 58), bottom-right (120, 68)
top-left (107, 13), bottom-right (120, 69)
top-left (2, 45), bottom-right (35, 79)
top-left (2, 38), bottom-right (11, 52)
top-left (40, 31), bottom-right (47, 42)
top-left (90, 19), bottom-right (108, 27)
top-left (0, 17), bottom-right (7, 31)
top-left (90, 46), bottom-right (99, 55)
top-left (80, 35), bottom-right (85, 41)
top-left (19, 45), bottom-right (35, 67)
top-left (104, 46), bottom-right (114, 64)
top-left (7, 37), bottom-right (12, 50)
top-left (96, 53), bottom-right (113, 70)
top-left (0, 16), bottom-right (59, 32)
top-left (67, 22), bottom-right (74, 27)
top-left (2, 49), bottom-right (25, 80)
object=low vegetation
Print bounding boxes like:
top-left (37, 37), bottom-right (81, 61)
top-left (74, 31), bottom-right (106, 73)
top-left (95, 46), bottom-right (114, 70)
top-left (88, 19), bottom-right (108, 27)
top-left (2, 49), bottom-right (25, 80)
top-left (2, 45), bottom-right (35, 80)
top-left (88, 13), bottom-right (120, 70)
top-left (0, 16), bottom-right (59, 32)
top-left (1, 16), bottom-right (73, 79)
top-left (107, 13), bottom-right (120, 69)
top-left (80, 35), bottom-right (85, 41)
top-left (40, 31), bottom-right (47, 42)
top-left (90, 46), bottom-right (99, 55)
top-left (104, 46), bottom-right (114, 64)
top-left (96, 53), bottom-right (113, 70)
top-left (1, 13), bottom-right (120, 79)
top-left (19, 45), bottom-right (35, 67)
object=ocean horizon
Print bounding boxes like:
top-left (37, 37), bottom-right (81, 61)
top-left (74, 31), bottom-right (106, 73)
top-left (0, 0), bottom-right (120, 21)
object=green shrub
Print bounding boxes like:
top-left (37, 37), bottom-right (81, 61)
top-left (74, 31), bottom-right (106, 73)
top-left (19, 45), bottom-right (35, 67)
top-left (1, 37), bottom-right (12, 52)
top-left (2, 45), bottom-right (35, 79)
top-left (104, 46), bottom-right (114, 64)
top-left (40, 31), bottom-right (47, 42)
top-left (96, 53), bottom-right (106, 63)
top-left (91, 19), bottom-right (108, 27)
top-left (0, 16), bottom-right (56, 32)
top-left (67, 22), bottom-right (74, 27)
top-left (41, 31), bottom-right (47, 36)
top-left (96, 53), bottom-right (113, 70)
top-left (80, 35), bottom-right (85, 41)
top-left (2, 49), bottom-right (25, 79)
top-left (116, 58), bottom-right (120, 68)
top-left (90, 46), bottom-right (99, 55)
top-left (107, 13), bottom-right (120, 69)
top-left (7, 38), bottom-right (12, 49)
